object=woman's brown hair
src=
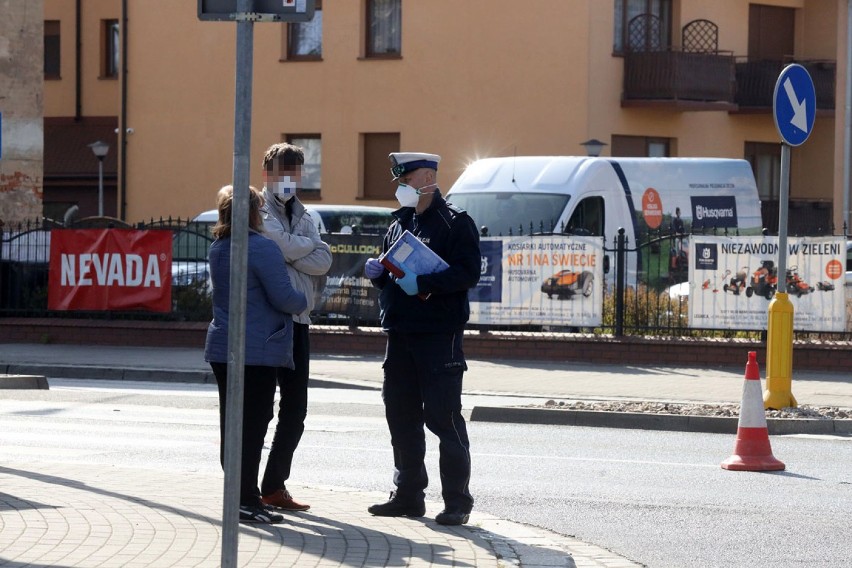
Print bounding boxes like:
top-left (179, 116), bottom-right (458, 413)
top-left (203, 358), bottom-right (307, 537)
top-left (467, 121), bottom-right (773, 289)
top-left (212, 185), bottom-right (264, 239)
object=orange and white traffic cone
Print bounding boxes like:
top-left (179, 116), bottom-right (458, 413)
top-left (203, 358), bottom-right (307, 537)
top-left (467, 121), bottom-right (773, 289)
top-left (721, 351), bottom-right (785, 471)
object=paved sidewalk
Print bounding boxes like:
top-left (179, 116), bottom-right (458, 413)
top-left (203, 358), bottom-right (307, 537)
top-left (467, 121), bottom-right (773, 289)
top-left (2, 342), bottom-right (850, 567)
top-left (0, 462), bottom-right (636, 567)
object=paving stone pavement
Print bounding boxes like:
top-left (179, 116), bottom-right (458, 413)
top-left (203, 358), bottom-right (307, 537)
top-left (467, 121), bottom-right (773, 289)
top-left (0, 462), bottom-right (639, 568)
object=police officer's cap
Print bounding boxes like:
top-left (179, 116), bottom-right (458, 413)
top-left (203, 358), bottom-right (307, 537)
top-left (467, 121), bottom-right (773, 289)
top-left (389, 152), bottom-right (441, 179)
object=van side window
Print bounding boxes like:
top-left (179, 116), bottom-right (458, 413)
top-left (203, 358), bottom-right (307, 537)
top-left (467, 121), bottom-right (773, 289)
top-left (565, 196), bottom-right (605, 236)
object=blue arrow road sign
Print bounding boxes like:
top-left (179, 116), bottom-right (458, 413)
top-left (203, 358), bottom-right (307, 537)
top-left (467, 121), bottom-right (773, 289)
top-left (773, 64), bottom-right (816, 146)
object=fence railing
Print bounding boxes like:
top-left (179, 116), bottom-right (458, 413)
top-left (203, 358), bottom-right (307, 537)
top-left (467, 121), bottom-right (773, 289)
top-left (1, 217), bottom-right (213, 321)
top-left (1, 219), bottom-right (850, 342)
top-left (623, 50), bottom-right (736, 103)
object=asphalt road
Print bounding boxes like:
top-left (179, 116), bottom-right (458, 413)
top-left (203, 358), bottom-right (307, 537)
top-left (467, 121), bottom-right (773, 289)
top-left (2, 379), bottom-right (851, 567)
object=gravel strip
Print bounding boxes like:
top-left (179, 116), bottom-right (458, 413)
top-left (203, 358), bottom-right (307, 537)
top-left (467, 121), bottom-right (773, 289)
top-left (537, 399), bottom-right (852, 420)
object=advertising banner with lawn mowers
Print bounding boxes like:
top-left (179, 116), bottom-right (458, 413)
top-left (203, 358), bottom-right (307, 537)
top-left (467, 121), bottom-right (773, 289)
top-left (469, 235), bottom-right (605, 326)
top-left (686, 236), bottom-right (847, 331)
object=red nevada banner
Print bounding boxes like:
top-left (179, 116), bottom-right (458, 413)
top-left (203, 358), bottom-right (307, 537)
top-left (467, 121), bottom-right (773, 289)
top-left (48, 229), bottom-right (172, 312)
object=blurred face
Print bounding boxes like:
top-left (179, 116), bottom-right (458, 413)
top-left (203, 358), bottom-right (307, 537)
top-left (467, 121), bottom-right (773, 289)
top-left (265, 164), bottom-right (302, 185)
top-left (264, 162), bottom-right (302, 200)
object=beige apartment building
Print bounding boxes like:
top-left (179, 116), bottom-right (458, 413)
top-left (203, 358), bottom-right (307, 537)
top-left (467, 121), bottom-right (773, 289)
top-left (37, 0), bottom-right (851, 234)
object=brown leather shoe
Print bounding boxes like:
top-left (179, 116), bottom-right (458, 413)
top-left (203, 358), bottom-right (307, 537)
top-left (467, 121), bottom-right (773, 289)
top-left (261, 489), bottom-right (310, 511)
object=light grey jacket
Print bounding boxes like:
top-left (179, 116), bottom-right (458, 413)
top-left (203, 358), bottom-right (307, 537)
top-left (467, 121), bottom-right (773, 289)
top-left (260, 188), bottom-right (332, 324)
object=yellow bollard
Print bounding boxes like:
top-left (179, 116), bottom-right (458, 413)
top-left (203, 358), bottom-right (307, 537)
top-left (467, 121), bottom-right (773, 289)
top-left (764, 291), bottom-right (797, 409)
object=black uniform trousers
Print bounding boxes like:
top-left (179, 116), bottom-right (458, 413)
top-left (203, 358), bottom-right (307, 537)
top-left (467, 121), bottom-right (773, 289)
top-left (211, 362), bottom-right (277, 507)
top-left (382, 330), bottom-right (474, 513)
top-left (260, 321), bottom-right (310, 496)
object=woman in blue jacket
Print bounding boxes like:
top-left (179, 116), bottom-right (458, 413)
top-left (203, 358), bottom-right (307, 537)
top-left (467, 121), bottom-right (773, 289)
top-left (204, 185), bottom-right (307, 524)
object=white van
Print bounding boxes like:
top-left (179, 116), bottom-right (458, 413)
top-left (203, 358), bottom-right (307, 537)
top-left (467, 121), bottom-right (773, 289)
top-left (446, 156), bottom-right (763, 285)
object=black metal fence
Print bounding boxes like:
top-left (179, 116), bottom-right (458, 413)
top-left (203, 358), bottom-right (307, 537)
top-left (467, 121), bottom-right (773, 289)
top-left (1, 218), bottom-right (850, 342)
top-left (0, 217), bottom-right (214, 321)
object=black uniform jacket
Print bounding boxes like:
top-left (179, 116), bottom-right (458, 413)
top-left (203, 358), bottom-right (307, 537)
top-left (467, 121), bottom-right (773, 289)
top-left (371, 191), bottom-right (481, 333)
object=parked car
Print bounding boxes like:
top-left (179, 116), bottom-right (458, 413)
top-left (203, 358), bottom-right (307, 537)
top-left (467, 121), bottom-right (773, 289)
top-left (171, 210), bottom-right (217, 289)
top-left (305, 204), bottom-right (394, 235)
top-left (171, 204), bottom-right (395, 288)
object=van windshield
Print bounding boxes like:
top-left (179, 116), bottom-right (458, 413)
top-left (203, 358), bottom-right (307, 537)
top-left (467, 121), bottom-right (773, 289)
top-left (447, 193), bottom-right (570, 236)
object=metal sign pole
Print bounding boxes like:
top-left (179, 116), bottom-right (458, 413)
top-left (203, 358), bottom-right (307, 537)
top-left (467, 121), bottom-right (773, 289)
top-left (221, 0), bottom-right (253, 565)
top-left (777, 143), bottom-right (790, 293)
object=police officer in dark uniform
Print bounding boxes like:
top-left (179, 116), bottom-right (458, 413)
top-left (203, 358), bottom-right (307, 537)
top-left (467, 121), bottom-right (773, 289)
top-left (363, 152), bottom-right (481, 526)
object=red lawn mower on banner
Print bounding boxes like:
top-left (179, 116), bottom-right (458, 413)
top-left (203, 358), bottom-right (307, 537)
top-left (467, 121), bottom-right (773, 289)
top-left (785, 266), bottom-right (814, 297)
top-left (745, 260), bottom-right (778, 300)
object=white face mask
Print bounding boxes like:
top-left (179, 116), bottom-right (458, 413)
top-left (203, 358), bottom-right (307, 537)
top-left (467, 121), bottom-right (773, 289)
top-left (395, 182), bottom-right (436, 208)
top-left (270, 176), bottom-right (298, 201)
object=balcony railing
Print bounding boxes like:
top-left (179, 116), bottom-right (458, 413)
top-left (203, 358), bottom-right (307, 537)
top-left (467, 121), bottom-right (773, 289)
top-left (735, 59), bottom-right (836, 110)
top-left (623, 50), bottom-right (736, 106)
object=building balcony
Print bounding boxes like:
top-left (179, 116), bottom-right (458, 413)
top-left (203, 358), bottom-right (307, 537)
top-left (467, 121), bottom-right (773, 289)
top-left (734, 59), bottom-right (836, 112)
top-left (622, 50), bottom-right (737, 110)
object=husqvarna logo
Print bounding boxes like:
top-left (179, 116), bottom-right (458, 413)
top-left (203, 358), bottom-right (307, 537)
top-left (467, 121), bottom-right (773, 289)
top-left (695, 243), bottom-right (718, 270)
top-left (480, 256), bottom-right (488, 274)
top-left (690, 196), bottom-right (738, 228)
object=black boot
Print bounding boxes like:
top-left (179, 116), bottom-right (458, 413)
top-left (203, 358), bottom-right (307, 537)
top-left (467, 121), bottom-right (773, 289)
top-left (435, 509), bottom-right (470, 525)
top-left (367, 491), bottom-right (426, 517)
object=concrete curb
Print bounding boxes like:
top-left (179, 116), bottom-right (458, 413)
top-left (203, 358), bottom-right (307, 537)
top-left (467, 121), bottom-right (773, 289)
top-left (0, 374), bottom-right (49, 389)
top-left (0, 363), bottom-right (380, 391)
top-left (2, 363), bottom-right (215, 384)
top-left (470, 406), bottom-right (852, 435)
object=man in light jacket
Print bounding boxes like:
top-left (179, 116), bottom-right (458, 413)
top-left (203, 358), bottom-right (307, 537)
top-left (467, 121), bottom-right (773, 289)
top-left (258, 143), bottom-right (332, 511)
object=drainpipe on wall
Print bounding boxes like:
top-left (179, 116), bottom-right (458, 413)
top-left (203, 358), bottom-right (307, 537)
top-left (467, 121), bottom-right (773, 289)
top-left (75, 0), bottom-right (81, 120)
top-left (119, 0), bottom-right (128, 221)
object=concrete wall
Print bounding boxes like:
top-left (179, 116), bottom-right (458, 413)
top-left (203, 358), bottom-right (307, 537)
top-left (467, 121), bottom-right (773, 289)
top-left (0, 0), bottom-right (44, 225)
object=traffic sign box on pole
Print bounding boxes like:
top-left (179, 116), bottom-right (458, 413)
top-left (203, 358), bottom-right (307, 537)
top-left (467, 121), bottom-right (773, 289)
top-left (199, 0), bottom-right (315, 22)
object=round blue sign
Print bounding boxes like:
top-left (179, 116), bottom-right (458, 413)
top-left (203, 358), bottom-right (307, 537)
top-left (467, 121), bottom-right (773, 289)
top-left (773, 64), bottom-right (816, 146)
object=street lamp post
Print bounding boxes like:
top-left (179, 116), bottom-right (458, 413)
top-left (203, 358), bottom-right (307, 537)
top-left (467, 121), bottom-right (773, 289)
top-left (88, 140), bottom-right (110, 217)
top-left (580, 138), bottom-right (607, 157)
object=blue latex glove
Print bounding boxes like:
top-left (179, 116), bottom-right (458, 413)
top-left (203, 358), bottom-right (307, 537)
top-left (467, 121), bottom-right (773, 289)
top-left (364, 257), bottom-right (385, 279)
top-left (395, 262), bottom-right (420, 296)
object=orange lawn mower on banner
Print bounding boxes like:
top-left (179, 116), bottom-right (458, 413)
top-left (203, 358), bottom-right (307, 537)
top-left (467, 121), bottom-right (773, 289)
top-left (541, 270), bottom-right (594, 300)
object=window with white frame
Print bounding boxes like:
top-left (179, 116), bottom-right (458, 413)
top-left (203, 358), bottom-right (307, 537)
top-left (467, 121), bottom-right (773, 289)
top-left (287, 134), bottom-right (322, 198)
top-left (366, 0), bottom-right (401, 57)
top-left (288, 0), bottom-right (322, 59)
